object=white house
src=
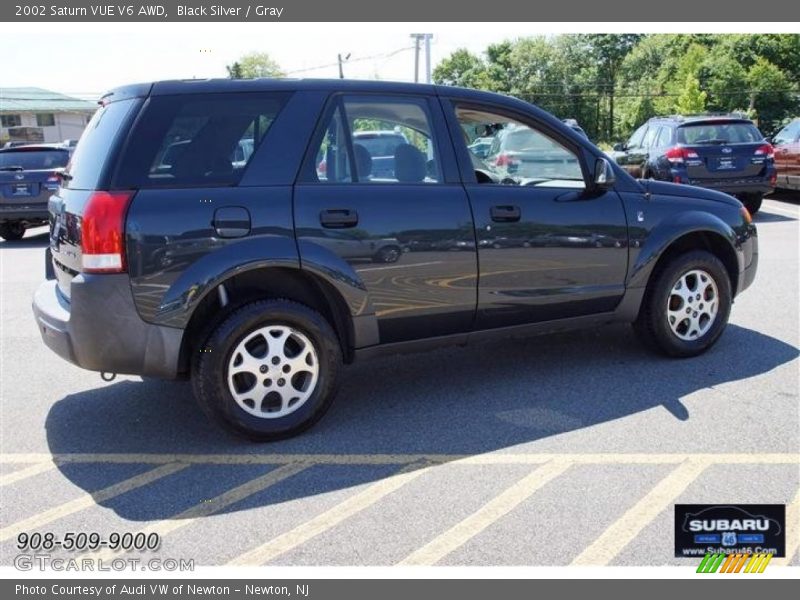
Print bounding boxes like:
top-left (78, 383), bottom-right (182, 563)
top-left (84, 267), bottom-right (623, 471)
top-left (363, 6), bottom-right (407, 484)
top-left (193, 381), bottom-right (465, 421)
top-left (0, 87), bottom-right (97, 144)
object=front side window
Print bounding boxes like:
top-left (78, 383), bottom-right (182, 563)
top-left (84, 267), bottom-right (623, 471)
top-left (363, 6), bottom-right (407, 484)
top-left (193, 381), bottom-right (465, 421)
top-left (456, 105), bottom-right (585, 188)
top-left (307, 95), bottom-right (441, 184)
top-left (628, 124), bottom-right (648, 148)
top-left (115, 92), bottom-right (287, 188)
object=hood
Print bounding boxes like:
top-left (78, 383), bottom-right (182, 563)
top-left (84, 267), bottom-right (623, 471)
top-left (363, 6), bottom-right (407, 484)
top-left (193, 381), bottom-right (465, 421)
top-left (640, 179), bottom-right (741, 208)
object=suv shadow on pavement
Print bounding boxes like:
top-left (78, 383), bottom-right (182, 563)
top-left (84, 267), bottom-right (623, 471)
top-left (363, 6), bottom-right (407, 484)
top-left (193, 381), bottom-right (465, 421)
top-left (0, 229), bottom-right (49, 249)
top-left (44, 323), bottom-right (798, 522)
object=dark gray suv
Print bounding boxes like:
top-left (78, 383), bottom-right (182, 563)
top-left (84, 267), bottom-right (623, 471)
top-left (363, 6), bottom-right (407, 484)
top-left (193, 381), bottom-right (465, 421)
top-left (33, 79), bottom-right (758, 440)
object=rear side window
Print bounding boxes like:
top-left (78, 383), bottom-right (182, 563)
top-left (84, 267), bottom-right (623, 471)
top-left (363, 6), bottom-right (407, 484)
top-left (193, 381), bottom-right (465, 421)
top-left (64, 99), bottom-right (136, 190)
top-left (115, 92), bottom-right (288, 188)
top-left (677, 122), bottom-right (764, 144)
top-left (0, 149), bottom-right (68, 170)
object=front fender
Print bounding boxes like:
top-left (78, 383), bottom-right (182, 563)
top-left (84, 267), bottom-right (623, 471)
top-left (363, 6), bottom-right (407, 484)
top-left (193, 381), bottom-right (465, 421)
top-left (628, 210), bottom-right (738, 290)
top-left (154, 235), bottom-right (299, 328)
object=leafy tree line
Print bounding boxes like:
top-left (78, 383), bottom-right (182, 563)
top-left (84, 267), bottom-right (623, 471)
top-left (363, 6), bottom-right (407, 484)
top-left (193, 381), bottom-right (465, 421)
top-left (433, 34), bottom-right (799, 143)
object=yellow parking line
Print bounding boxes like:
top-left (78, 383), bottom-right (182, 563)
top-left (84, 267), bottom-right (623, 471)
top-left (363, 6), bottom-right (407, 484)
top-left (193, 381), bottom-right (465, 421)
top-left (0, 462), bottom-right (57, 487)
top-left (1, 452), bottom-right (797, 466)
top-left (228, 462), bottom-right (432, 566)
top-left (772, 485), bottom-right (800, 567)
top-left (571, 459), bottom-right (708, 566)
top-left (399, 460), bottom-right (573, 566)
top-left (0, 463), bottom-right (187, 542)
top-left (92, 462), bottom-right (308, 561)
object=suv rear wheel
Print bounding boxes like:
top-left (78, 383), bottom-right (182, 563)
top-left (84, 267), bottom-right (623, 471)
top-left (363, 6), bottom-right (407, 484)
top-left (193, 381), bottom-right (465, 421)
top-left (0, 222), bottom-right (26, 241)
top-left (634, 250), bottom-right (732, 357)
top-left (740, 193), bottom-right (763, 215)
top-left (191, 299), bottom-right (342, 441)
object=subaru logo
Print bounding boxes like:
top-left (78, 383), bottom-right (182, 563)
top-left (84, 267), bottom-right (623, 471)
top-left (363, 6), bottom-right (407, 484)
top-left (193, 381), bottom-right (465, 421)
top-left (14, 173), bottom-right (24, 180)
top-left (721, 147), bottom-right (732, 154)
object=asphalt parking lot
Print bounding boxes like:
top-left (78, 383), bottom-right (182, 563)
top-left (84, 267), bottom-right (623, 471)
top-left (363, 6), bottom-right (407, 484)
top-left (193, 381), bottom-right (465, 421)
top-left (0, 194), bottom-right (798, 569)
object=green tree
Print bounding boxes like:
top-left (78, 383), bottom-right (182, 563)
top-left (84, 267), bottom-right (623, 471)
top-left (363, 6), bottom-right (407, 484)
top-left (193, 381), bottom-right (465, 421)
top-left (675, 75), bottom-right (707, 114)
top-left (225, 62), bottom-right (243, 79)
top-left (226, 52), bottom-right (284, 79)
top-left (432, 49), bottom-right (491, 89)
top-left (745, 57), bottom-right (796, 132)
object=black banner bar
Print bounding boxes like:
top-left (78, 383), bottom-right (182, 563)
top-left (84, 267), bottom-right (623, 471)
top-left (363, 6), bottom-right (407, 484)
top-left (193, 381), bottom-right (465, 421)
top-left (3, 579), bottom-right (799, 600)
top-left (4, 0), bottom-right (800, 22)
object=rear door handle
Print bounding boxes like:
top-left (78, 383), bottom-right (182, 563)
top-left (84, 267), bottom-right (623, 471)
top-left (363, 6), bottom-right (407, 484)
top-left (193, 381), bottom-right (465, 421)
top-left (320, 208), bottom-right (358, 228)
top-left (490, 205), bottom-right (521, 223)
top-left (212, 206), bottom-right (251, 238)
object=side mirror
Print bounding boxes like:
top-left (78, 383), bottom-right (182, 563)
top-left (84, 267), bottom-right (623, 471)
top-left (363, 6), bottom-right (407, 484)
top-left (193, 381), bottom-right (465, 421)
top-left (612, 142), bottom-right (626, 152)
top-left (594, 157), bottom-right (617, 189)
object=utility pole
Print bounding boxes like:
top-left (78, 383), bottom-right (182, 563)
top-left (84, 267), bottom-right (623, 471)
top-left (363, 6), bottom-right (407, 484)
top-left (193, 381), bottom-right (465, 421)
top-left (410, 33), bottom-right (433, 83)
top-left (337, 53), bottom-right (350, 79)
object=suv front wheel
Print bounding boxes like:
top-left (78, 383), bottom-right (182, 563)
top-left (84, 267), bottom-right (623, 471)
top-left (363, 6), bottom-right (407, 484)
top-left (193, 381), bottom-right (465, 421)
top-left (192, 299), bottom-right (342, 441)
top-left (634, 250), bottom-right (732, 357)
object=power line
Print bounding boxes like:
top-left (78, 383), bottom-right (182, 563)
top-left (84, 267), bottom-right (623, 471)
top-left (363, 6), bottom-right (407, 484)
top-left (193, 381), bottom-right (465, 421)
top-left (285, 46), bottom-right (414, 76)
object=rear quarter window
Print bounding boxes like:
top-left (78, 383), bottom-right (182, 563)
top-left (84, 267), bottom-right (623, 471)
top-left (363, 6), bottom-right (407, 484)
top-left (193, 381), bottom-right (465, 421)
top-left (64, 98), bottom-right (138, 190)
top-left (114, 92), bottom-right (289, 189)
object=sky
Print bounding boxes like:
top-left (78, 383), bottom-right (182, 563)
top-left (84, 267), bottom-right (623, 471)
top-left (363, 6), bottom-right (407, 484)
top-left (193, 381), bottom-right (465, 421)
top-left (1, 22), bottom-right (795, 101)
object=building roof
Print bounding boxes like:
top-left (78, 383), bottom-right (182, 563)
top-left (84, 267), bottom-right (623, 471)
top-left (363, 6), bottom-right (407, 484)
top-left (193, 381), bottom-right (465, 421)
top-left (0, 87), bottom-right (96, 113)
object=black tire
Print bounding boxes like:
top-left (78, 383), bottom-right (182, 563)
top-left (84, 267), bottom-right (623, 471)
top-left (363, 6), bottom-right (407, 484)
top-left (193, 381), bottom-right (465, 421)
top-left (0, 222), bottom-right (26, 241)
top-left (191, 299), bottom-right (342, 441)
top-left (373, 245), bottom-right (401, 263)
top-left (634, 250), bottom-right (732, 358)
top-left (741, 194), bottom-right (763, 215)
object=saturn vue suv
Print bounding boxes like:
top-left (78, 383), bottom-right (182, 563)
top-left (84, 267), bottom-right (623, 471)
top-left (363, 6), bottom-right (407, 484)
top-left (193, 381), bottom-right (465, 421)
top-left (32, 79), bottom-right (758, 440)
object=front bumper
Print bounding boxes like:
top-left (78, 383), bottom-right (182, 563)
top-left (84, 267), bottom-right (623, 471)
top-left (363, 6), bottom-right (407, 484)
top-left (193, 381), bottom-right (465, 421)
top-left (32, 273), bottom-right (184, 379)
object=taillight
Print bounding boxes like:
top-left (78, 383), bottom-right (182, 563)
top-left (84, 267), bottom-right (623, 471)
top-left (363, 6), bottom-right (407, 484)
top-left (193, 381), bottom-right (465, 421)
top-left (496, 153), bottom-right (517, 167)
top-left (754, 143), bottom-right (774, 159)
top-left (665, 146), bottom-right (700, 164)
top-left (80, 191), bottom-right (134, 273)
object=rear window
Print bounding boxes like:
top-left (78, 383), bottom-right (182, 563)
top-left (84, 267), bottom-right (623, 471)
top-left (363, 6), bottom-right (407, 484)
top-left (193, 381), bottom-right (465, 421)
top-left (64, 98), bottom-right (137, 190)
top-left (0, 149), bottom-right (68, 170)
top-left (115, 92), bottom-right (288, 188)
top-left (677, 121), bottom-right (764, 144)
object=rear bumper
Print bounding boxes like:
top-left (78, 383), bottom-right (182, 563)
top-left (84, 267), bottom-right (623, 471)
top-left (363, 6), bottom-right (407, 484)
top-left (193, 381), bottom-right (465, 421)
top-left (0, 201), bottom-right (48, 221)
top-left (737, 225), bottom-right (758, 296)
top-left (32, 274), bottom-right (184, 379)
top-left (690, 181), bottom-right (775, 197)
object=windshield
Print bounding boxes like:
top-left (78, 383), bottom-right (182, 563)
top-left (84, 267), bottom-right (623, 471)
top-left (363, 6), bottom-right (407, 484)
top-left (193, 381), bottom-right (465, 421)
top-left (677, 122), bottom-right (764, 144)
top-left (0, 149), bottom-right (69, 170)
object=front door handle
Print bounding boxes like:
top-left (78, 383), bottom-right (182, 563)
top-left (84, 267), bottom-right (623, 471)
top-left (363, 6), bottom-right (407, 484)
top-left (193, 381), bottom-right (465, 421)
top-left (213, 206), bottom-right (251, 238)
top-left (320, 208), bottom-right (358, 228)
top-left (490, 205), bottom-right (521, 223)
